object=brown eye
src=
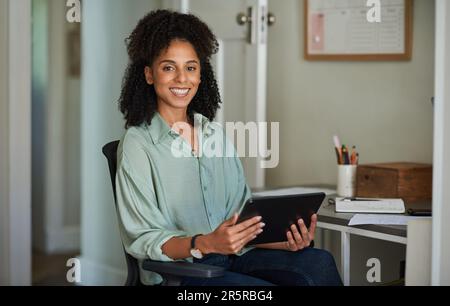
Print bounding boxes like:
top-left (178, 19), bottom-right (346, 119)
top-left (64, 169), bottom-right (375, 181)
top-left (163, 66), bottom-right (175, 72)
top-left (187, 66), bottom-right (197, 72)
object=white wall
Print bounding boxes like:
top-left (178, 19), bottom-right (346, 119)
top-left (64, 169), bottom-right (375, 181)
top-left (266, 0), bottom-right (435, 187)
top-left (80, 0), bottom-right (161, 285)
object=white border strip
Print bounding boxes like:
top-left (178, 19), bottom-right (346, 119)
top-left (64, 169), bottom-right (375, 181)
top-left (432, 0), bottom-right (450, 286)
top-left (7, 0), bottom-right (32, 286)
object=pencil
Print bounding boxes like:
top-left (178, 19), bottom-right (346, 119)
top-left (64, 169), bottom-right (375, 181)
top-left (333, 135), bottom-right (342, 165)
top-left (335, 147), bottom-right (342, 165)
top-left (351, 146), bottom-right (356, 165)
top-left (342, 145), bottom-right (349, 165)
top-left (333, 135), bottom-right (341, 149)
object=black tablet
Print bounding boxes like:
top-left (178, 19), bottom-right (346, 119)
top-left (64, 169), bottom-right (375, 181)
top-left (237, 193), bottom-right (326, 245)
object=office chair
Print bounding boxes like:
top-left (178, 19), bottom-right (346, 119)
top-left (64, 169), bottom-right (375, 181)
top-left (102, 141), bottom-right (225, 286)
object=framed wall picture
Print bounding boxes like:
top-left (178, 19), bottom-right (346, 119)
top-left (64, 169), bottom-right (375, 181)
top-left (304, 0), bottom-right (413, 61)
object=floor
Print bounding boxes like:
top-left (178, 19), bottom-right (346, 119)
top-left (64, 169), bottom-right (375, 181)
top-left (32, 250), bottom-right (80, 286)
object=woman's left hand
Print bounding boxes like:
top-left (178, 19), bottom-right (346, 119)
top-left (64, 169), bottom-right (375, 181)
top-left (285, 214), bottom-right (317, 252)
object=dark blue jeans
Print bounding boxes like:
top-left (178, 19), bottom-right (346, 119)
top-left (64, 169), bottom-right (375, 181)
top-left (181, 248), bottom-right (343, 286)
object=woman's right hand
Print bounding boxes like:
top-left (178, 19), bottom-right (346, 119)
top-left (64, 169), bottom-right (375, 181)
top-left (200, 214), bottom-right (265, 255)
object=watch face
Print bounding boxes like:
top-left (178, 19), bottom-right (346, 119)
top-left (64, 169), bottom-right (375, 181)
top-left (190, 248), bottom-right (203, 259)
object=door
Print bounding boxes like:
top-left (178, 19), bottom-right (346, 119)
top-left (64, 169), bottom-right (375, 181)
top-left (164, 0), bottom-right (268, 189)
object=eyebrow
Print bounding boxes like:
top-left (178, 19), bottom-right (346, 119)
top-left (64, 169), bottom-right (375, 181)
top-left (158, 60), bottom-right (199, 65)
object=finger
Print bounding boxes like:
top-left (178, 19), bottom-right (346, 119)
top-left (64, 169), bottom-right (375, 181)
top-left (231, 221), bottom-right (265, 243)
top-left (231, 231), bottom-right (258, 254)
top-left (286, 231), bottom-right (297, 251)
top-left (238, 230), bottom-right (260, 249)
top-left (290, 223), bottom-right (304, 246)
top-left (309, 214), bottom-right (318, 241)
top-left (298, 219), bottom-right (310, 245)
top-left (231, 215), bottom-right (262, 234)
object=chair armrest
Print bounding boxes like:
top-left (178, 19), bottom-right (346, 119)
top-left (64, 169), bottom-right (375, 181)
top-left (142, 260), bottom-right (225, 278)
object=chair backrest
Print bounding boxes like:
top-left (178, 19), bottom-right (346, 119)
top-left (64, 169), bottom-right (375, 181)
top-left (102, 140), bottom-right (142, 286)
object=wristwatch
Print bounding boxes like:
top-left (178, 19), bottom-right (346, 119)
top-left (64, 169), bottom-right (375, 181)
top-left (190, 234), bottom-right (204, 259)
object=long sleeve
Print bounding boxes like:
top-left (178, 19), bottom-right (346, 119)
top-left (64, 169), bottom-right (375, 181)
top-left (115, 136), bottom-right (187, 262)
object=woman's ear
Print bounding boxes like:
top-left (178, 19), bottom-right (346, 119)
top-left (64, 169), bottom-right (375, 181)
top-left (144, 66), bottom-right (154, 85)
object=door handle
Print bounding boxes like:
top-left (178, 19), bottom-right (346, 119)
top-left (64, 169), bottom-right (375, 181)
top-left (236, 11), bottom-right (252, 25)
top-left (237, 9), bottom-right (275, 45)
top-left (236, 7), bottom-right (255, 44)
top-left (267, 13), bottom-right (276, 26)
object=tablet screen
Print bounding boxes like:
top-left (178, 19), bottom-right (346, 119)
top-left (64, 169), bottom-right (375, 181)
top-left (237, 193), bottom-right (325, 245)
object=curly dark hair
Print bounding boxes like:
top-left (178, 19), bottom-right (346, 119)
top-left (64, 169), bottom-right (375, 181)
top-left (119, 10), bottom-right (222, 129)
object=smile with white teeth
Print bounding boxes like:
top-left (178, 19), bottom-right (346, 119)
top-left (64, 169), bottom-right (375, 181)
top-left (170, 88), bottom-right (190, 97)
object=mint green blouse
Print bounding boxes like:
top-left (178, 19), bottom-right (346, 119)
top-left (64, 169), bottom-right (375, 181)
top-left (115, 112), bottom-right (252, 285)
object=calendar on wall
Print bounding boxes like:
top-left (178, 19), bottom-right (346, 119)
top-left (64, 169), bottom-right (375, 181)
top-left (304, 0), bottom-right (413, 61)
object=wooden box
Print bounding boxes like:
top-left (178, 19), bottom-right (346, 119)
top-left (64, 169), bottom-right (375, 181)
top-left (356, 163), bottom-right (432, 203)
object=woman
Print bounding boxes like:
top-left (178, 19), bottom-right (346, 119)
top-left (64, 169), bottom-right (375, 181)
top-left (116, 9), bottom-right (342, 286)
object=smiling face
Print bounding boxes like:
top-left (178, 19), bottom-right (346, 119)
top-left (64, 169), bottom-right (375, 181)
top-left (145, 40), bottom-right (201, 114)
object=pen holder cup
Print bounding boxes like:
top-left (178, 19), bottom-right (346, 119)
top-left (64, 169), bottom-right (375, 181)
top-left (337, 165), bottom-right (357, 197)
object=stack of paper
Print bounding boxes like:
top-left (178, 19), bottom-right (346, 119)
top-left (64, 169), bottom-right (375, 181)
top-left (348, 214), bottom-right (431, 226)
top-left (335, 198), bottom-right (405, 214)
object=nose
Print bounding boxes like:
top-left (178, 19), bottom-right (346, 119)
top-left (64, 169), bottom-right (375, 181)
top-left (175, 70), bottom-right (187, 83)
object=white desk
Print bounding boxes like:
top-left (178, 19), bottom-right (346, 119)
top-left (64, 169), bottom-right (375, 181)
top-left (253, 186), bottom-right (430, 286)
top-left (318, 199), bottom-right (407, 286)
